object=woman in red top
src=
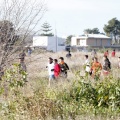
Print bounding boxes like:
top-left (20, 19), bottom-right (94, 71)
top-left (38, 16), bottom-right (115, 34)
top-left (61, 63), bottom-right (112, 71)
top-left (104, 50), bottom-right (109, 57)
top-left (53, 59), bottom-right (61, 78)
top-left (111, 49), bottom-right (115, 57)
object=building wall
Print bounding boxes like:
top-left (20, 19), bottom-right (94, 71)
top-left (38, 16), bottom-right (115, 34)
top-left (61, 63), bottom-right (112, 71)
top-left (56, 37), bottom-right (65, 52)
top-left (96, 39), bottom-right (102, 46)
top-left (71, 37), bottom-right (77, 46)
top-left (33, 36), bottom-right (48, 47)
top-left (87, 38), bottom-right (111, 47)
top-left (102, 39), bottom-right (111, 46)
top-left (47, 37), bottom-right (65, 52)
top-left (71, 35), bottom-right (112, 47)
top-left (80, 39), bottom-right (86, 46)
top-left (47, 37), bottom-right (56, 51)
top-left (71, 37), bottom-right (87, 46)
top-left (33, 36), bottom-right (65, 52)
top-left (87, 38), bottom-right (96, 46)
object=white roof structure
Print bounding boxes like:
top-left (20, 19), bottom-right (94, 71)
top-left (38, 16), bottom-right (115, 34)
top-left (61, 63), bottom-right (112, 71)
top-left (75, 34), bottom-right (111, 39)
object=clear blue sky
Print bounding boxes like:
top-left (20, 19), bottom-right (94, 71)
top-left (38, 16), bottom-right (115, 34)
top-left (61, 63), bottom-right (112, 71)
top-left (40, 0), bottom-right (120, 37)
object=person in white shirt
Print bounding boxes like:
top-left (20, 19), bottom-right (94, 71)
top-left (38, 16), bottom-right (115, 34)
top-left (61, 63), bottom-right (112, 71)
top-left (91, 49), bottom-right (97, 58)
top-left (46, 57), bottom-right (55, 86)
top-left (84, 55), bottom-right (90, 76)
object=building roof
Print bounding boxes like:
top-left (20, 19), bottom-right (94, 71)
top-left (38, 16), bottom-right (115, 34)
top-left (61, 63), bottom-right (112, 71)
top-left (74, 34), bottom-right (111, 39)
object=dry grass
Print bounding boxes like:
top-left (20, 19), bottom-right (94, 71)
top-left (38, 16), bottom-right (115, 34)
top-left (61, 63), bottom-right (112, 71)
top-left (25, 50), bottom-right (120, 80)
top-left (18, 50), bottom-right (120, 101)
top-left (1, 50), bottom-right (119, 120)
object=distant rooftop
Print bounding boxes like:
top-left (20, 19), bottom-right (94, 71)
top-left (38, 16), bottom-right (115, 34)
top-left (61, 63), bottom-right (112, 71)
top-left (76, 34), bottom-right (111, 39)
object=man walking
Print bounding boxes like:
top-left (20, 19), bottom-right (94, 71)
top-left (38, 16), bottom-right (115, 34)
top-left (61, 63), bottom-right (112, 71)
top-left (46, 57), bottom-right (55, 86)
top-left (59, 57), bottom-right (69, 78)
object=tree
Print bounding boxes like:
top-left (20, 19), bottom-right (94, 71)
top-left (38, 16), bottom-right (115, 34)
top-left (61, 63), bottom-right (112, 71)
top-left (0, 20), bottom-right (20, 66)
top-left (0, 20), bottom-right (17, 46)
top-left (84, 29), bottom-right (92, 34)
top-left (92, 28), bottom-right (100, 34)
top-left (0, 0), bottom-right (46, 68)
top-left (104, 18), bottom-right (120, 44)
top-left (41, 22), bottom-right (54, 36)
top-left (84, 28), bottom-right (100, 34)
top-left (66, 35), bottom-right (73, 45)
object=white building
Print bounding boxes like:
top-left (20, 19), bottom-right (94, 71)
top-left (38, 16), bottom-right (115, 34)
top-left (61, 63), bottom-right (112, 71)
top-left (33, 36), bottom-right (65, 52)
top-left (71, 34), bottom-right (112, 47)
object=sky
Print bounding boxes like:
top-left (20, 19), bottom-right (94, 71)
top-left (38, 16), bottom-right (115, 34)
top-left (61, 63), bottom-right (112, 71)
top-left (40, 0), bottom-right (120, 37)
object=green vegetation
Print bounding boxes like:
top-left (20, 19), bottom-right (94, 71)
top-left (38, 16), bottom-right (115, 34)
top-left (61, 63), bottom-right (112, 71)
top-left (104, 18), bottom-right (120, 44)
top-left (84, 28), bottom-right (100, 34)
top-left (0, 63), bottom-right (119, 120)
top-left (40, 22), bottom-right (54, 36)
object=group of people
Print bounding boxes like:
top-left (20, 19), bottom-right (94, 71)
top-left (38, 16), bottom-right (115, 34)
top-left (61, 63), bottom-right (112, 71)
top-left (47, 49), bottom-right (119, 85)
top-left (46, 57), bottom-right (69, 86)
top-left (84, 55), bottom-right (111, 79)
top-left (84, 49), bottom-right (119, 79)
top-left (104, 49), bottom-right (116, 57)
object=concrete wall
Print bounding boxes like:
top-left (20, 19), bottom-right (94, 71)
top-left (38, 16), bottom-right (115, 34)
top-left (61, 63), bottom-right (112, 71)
top-left (87, 38), bottom-right (111, 47)
top-left (71, 37), bottom-right (87, 46)
top-left (47, 37), bottom-right (65, 52)
top-left (80, 39), bottom-right (86, 46)
top-left (47, 37), bottom-right (56, 52)
top-left (33, 36), bottom-right (65, 52)
top-left (102, 39), bottom-right (111, 46)
top-left (33, 36), bottom-right (48, 47)
top-left (87, 38), bottom-right (96, 46)
top-left (57, 37), bottom-right (65, 52)
top-left (71, 37), bottom-right (77, 46)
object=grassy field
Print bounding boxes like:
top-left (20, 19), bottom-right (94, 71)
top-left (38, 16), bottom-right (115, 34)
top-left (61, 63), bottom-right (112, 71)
top-left (0, 50), bottom-right (120, 120)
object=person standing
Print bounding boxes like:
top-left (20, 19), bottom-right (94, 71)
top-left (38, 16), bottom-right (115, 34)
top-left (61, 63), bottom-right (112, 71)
top-left (91, 49), bottom-right (97, 58)
top-left (19, 50), bottom-right (26, 61)
top-left (28, 48), bottom-right (32, 56)
top-left (59, 57), bottom-right (69, 78)
top-left (53, 59), bottom-right (61, 78)
top-left (102, 55), bottom-right (111, 75)
top-left (104, 50), bottom-right (109, 57)
top-left (66, 51), bottom-right (72, 58)
top-left (46, 57), bottom-right (55, 86)
top-left (111, 49), bottom-right (116, 57)
top-left (18, 57), bottom-right (27, 73)
top-left (18, 50), bottom-right (26, 73)
top-left (90, 57), bottom-right (102, 79)
top-left (84, 55), bottom-right (90, 76)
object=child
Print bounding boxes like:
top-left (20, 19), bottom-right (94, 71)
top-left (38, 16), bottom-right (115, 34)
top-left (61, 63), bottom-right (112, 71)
top-left (104, 50), bottom-right (109, 57)
top-left (111, 49), bottom-right (116, 57)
